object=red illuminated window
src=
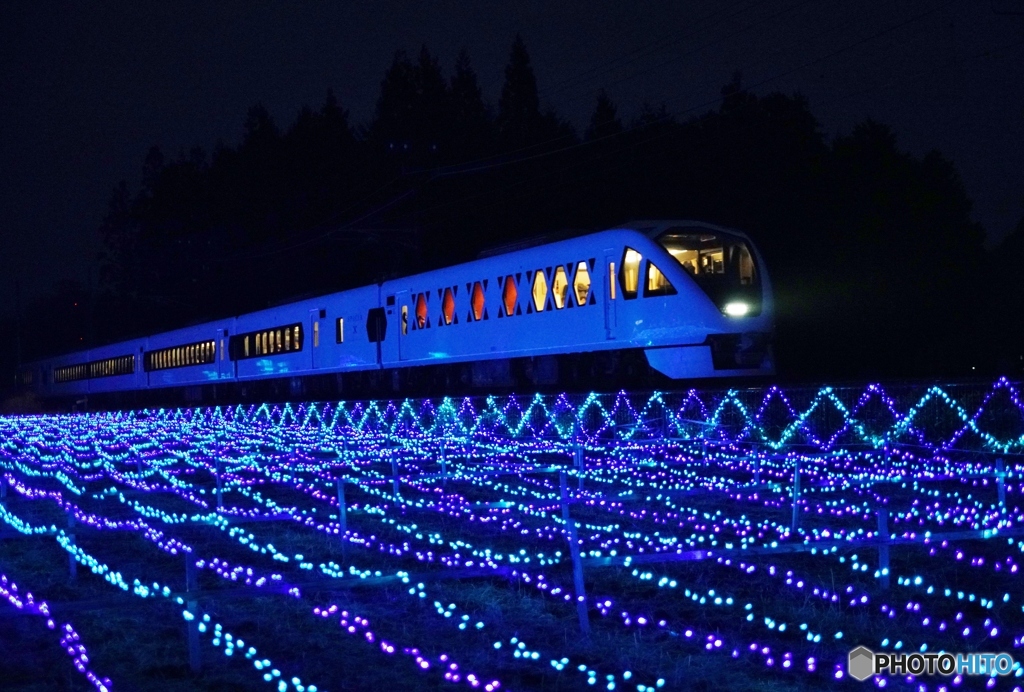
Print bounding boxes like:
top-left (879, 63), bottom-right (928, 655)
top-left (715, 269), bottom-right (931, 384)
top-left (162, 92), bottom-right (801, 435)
top-left (471, 282), bottom-right (485, 321)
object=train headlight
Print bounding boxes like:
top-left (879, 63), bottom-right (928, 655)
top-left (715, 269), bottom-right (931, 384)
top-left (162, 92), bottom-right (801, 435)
top-left (723, 301), bottom-right (750, 317)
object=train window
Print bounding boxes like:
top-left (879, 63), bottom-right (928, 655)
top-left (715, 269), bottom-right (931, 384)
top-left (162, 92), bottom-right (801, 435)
top-left (401, 305), bottom-right (408, 334)
top-left (471, 282), bottom-right (485, 321)
top-left (336, 317), bottom-right (345, 343)
top-left (645, 261), bottom-right (677, 297)
top-left (144, 340), bottom-right (215, 371)
top-left (312, 321), bottom-right (319, 347)
top-left (609, 262), bottom-right (616, 299)
top-left (502, 275), bottom-right (517, 316)
top-left (229, 323), bottom-right (303, 361)
top-left (532, 270), bottom-right (548, 312)
top-left (57, 353), bottom-right (135, 380)
top-left (552, 266), bottom-right (569, 309)
top-left (415, 293), bottom-right (428, 329)
top-left (286, 328), bottom-right (292, 351)
top-left (442, 287), bottom-right (455, 326)
top-left (573, 262), bottom-right (591, 306)
top-left (620, 247), bottom-right (642, 299)
top-left (655, 227), bottom-right (761, 314)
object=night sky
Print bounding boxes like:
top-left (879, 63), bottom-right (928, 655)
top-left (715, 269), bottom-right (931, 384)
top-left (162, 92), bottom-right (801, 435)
top-left (2, 0), bottom-right (1022, 319)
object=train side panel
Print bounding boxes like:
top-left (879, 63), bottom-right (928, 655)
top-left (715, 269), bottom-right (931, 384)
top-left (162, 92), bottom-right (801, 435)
top-left (144, 319), bottom-right (233, 388)
top-left (84, 338), bottom-right (148, 394)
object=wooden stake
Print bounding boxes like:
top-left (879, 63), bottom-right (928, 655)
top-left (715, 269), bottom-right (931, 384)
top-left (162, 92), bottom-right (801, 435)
top-left (560, 471), bottom-right (590, 636)
top-left (997, 458), bottom-right (1006, 510)
top-left (877, 508), bottom-right (890, 590)
top-left (67, 513), bottom-right (77, 580)
top-left (214, 459), bottom-right (223, 510)
top-left (790, 458), bottom-right (801, 534)
top-left (186, 556), bottom-right (201, 673)
top-left (336, 478), bottom-right (348, 563)
top-left (440, 440), bottom-right (447, 488)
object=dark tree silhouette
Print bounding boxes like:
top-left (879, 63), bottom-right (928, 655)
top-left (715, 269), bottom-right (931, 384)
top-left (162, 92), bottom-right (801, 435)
top-left (10, 46), bottom-right (1002, 394)
top-left (584, 90), bottom-right (623, 141)
top-left (496, 35), bottom-right (543, 152)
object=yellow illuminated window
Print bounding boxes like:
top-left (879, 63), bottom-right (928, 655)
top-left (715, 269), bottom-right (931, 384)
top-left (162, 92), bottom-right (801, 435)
top-left (620, 248), bottom-right (641, 299)
top-left (337, 318), bottom-right (345, 343)
top-left (293, 325), bottom-right (301, 349)
top-left (313, 321), bottom-right (319, 347)
top-left (276, 330), bottom-right (282, 352)
top-left (552, 266), bottom-right (569, 309)
top-left (532, 270), bottom-right (548, 312)
top-left (573, 262), bottom-right (591, 306)
top-left (285, 328), bottom-right (292, 351)
top-left (645, 261), bottom-right (676, 297)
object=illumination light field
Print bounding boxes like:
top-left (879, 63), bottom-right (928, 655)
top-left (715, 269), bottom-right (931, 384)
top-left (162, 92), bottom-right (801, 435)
top-left (2, 380), bottom-right (1024, 690)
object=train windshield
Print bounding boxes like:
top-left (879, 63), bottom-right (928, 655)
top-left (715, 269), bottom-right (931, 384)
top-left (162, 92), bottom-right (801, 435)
top-left (655, 228), bottom-right (762, 316)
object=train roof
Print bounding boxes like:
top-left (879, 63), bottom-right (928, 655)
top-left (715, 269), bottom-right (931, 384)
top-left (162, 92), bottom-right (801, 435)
top-left (475, 219), bottom-right (749, 259)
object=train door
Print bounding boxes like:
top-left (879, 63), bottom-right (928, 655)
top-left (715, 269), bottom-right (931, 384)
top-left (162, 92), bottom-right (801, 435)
top-left (603, 249), bottom-right (618, 340)
top-left (396, 290), bottom-right (409, 360)
top-left (132, 347), bottom-right (145, 389)
top-left (217, 328), bottom-right (232, 379)
top-left (377, 293), bottom-right (400, 366)
top-left (309, 309), bottom-right (323, 370)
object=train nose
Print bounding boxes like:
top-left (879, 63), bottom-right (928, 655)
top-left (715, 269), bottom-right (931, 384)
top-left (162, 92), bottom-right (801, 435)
top-left (707, 332), bottom-right (771, 370)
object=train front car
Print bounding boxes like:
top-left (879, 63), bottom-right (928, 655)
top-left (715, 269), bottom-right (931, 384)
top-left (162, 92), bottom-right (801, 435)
top-left (616, 220), bottom-right (774, 379)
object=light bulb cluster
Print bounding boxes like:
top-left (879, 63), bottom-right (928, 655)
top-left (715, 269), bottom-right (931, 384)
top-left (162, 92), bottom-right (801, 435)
top-left (2, 378), bottom-right (1024, 690)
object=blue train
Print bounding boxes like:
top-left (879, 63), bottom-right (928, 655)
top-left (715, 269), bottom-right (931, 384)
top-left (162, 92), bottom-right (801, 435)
top-left (22, 220), bottom-right (774, 405)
